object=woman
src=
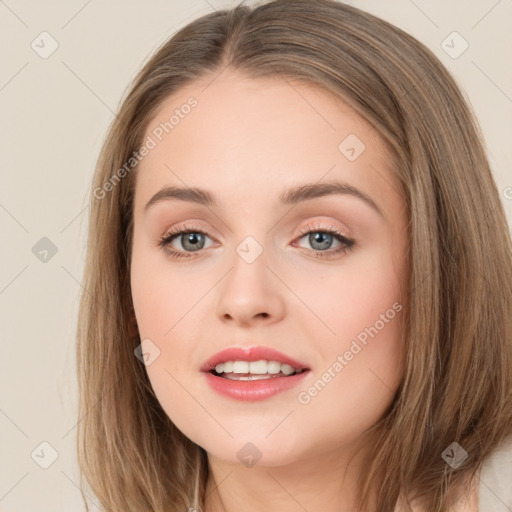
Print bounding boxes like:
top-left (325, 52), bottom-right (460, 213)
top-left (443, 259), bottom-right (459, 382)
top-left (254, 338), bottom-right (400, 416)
top-left (76, 1), bottom-right (512, 510)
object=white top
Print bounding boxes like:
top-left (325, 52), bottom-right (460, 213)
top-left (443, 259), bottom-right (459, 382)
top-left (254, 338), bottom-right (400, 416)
top-left (395, 436), bottom-right (512, 511)
top-left (479, 435), bottom-right (512, 511)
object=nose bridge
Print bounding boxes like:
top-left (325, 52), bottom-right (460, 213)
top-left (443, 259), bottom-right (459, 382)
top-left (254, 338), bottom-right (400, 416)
top-left (224, 203), bottom-right (272, 268)
top-left (214, 230), bottom-right (285, 325)
top-left (226, 232), bottom-right (270, 296)
top-left (235, 234), bottom-right (266, 266)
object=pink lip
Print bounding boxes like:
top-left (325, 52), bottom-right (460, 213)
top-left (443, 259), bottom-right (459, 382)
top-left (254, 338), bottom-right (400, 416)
top-left (202, 370), bottom-right (310, 401)
top-left (200, 346), bottom-right (309, 372)
top-left (200, 346), bottom-right (310, 402)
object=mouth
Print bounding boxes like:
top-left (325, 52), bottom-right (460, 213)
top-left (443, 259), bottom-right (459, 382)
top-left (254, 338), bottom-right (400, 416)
top-left (201, 346), bottom-right (311, 401)
top-left (209, 360), bottom-right (307, 380)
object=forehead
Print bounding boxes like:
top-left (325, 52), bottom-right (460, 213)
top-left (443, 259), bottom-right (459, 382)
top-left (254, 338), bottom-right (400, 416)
top-left (133, 69), bottom-right (400, 215)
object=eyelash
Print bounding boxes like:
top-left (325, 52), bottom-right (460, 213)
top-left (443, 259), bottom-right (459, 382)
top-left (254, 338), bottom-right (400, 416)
top-left (158, 222), bottom-right (356, 260)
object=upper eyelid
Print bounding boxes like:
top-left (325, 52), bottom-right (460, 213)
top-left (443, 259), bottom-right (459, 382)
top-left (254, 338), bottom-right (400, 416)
top-left (162, 217), bottom-right (351, 237)
top-left (161, 226), bottom-right (354, 263)
top-left (162, 223), bottom-right (352, 247)
top-left (162, 224), bottom-right (346, 239)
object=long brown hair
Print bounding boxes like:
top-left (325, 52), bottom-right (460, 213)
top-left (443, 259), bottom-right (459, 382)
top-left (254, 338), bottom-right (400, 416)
top-left (76, 1), bottom-right (512, 510)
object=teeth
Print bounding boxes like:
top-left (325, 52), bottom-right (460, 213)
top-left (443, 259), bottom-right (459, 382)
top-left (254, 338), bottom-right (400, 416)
top-left (281, 364), bottom-right (295, 375)
top-left (213, 360), bottom-right (302, 377)
top-left (249, 360), bottom-right (268, 374)
top-left (267, 361), bottom-right (281, 374)
top-left (232, 361), bottom-right (249, 373)
top-left (224, 374), bottom-right (274, 381)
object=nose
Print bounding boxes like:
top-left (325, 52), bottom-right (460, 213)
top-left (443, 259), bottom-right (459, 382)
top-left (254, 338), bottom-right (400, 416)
top-left (214, 245), bottom-right (286, 327)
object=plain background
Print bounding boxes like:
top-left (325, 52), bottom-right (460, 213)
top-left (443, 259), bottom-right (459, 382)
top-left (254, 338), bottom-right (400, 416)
top-left (0, 0), bottom-right (511, 510)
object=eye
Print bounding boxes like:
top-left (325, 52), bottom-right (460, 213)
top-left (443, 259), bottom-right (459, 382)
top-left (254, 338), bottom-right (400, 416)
top-left (294, 222), bottom-right (355, 259)
top-left (158, 222), bottom-right (356, 260)
top-left (158, 224), bottom-right (215, 259)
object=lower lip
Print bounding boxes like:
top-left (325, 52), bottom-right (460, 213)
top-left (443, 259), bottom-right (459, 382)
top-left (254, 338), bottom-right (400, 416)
top-left (202, 370), bottom-right (310, 401)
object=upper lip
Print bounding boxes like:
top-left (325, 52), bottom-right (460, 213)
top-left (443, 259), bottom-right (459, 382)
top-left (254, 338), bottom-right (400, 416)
top-left (201, 346), bottom-right (309, 372)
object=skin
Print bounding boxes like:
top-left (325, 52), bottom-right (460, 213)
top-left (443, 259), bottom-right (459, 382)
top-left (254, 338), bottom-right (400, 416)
top-left (130, 67), bottom-right (432, 511)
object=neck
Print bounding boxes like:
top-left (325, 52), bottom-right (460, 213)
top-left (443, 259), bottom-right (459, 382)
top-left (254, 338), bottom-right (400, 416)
top-left (203, 434), bottom-right (379, 512)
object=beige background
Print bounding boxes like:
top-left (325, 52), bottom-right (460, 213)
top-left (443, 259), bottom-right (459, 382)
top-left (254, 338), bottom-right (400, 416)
top-left (0, 0), bottom-right (511, 510)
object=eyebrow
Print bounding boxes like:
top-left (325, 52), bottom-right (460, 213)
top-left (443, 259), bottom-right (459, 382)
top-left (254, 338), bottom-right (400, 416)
top-left (144, 181), bottom-right (384, 218)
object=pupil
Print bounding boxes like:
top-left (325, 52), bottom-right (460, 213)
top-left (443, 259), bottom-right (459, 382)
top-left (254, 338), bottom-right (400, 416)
top-left (183, 233), bottom-right (204, 251)
top-left (310, 232), bottom-right (332, 250)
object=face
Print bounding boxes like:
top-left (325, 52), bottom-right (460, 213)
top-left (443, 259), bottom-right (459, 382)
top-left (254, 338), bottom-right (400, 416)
top-left (130, 68), bottom-right (409, 468)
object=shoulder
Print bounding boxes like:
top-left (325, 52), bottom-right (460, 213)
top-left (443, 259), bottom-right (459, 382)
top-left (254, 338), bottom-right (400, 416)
top-left (478, 435), bottom-right (512, 512)
top-left (451, 435), bottom-right (512, 512)
top-left (395, 436), bottom-right (512, 512)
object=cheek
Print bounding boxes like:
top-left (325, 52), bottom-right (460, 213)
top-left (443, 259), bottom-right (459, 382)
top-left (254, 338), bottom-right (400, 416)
top-left (295, 300), bottom-right (403, 448)
top-left (130, 255), bottom-right (206, 439)
top-left (129, 239), bottom-right (211, 408)
top-left (143, 359), bottom-right (211, 450)
top-left (293, 246), bottom-right (404, 408)
top-left (293, 247), bottom-right (403, 346)
top-left (130, 238), bottom-right (201, 342)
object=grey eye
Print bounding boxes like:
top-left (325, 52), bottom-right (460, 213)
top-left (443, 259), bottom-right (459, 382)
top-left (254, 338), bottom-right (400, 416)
top-left (180, 232), bottom-right (206, 252)
top-left (306, 232), bottom-right (335, 251)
